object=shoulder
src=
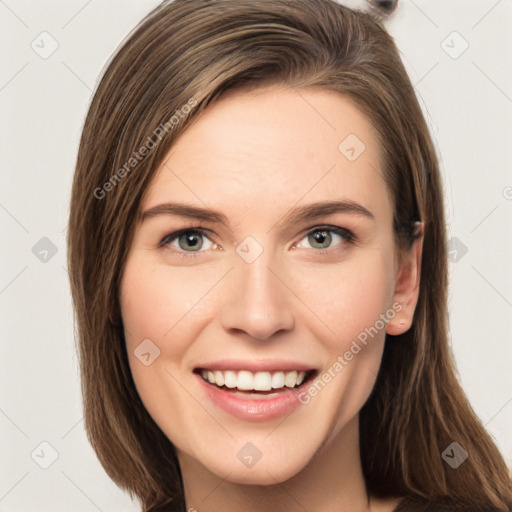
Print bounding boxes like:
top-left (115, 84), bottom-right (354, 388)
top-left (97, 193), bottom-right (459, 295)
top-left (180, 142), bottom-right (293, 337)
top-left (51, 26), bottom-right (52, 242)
top-left (393, 497), bottom-right (511, 512)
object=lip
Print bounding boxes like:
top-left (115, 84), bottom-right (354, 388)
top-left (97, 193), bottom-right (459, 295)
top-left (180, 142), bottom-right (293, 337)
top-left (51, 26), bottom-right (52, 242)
top-left (194, 361), bottom-right (318, 422)
top-left (193, 359), bottom-right (316, 373)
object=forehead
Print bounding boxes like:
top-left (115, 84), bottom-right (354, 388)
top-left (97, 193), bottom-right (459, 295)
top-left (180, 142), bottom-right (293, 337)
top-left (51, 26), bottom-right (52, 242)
top-left (142, 86), bottom-right (391, 224)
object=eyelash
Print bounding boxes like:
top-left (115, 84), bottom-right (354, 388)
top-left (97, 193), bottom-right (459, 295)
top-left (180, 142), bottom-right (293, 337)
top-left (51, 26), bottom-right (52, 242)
top-left (158, 225), bottom-right (356, 260)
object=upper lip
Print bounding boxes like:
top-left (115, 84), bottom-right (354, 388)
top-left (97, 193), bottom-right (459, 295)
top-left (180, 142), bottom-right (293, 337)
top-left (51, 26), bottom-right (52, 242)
top-left (194, 359), bottom-right (318, 373)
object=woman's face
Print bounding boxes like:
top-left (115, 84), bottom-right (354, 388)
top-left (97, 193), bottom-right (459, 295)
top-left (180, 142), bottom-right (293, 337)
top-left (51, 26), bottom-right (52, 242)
top-left (120, 86), bottom-right (418, 484)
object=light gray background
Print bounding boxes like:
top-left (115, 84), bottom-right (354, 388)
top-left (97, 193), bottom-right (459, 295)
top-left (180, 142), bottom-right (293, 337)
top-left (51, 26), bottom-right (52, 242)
top-left (1, 1), bottom-right (511, 510)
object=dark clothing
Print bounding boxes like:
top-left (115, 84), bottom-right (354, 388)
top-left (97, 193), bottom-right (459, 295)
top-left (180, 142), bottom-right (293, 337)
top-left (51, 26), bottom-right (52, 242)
top-left (393, 497), bottom-right (511, 512)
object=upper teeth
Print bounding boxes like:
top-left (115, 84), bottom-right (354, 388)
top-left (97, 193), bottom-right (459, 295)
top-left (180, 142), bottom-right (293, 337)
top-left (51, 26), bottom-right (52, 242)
top-left (200, 369), bottom-right (306, 391)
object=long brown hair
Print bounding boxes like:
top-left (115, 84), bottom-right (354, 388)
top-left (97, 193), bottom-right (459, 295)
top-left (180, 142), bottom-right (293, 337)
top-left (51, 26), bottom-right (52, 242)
top-left (67, 1), bottom-right (512, 511)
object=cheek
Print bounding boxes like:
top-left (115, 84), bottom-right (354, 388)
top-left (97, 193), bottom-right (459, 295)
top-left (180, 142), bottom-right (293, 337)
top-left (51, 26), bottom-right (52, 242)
top-left (119, 259), bottom-right (202, 419)
top-left (120, 258), bottom-right (217, 358)
top-left (119, 259), bottom-right (220, 445)
top-left (298, 249), bottom-right (396, 349)
top-left (317, 249), bottom-right (396, 411)
top-left (294, 256), bottom-right (395, 437)
top-left (119, 258), bottom-right (235, 438)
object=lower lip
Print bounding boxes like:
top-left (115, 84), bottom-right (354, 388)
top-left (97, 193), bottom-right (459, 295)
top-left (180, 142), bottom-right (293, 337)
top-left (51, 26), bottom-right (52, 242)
top-left (195, 374), bottom-right (308, 422)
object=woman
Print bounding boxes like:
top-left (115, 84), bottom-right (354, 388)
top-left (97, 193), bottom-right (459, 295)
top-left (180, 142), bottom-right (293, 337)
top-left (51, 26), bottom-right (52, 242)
top-left (67, 1), bottom-right (512, 511)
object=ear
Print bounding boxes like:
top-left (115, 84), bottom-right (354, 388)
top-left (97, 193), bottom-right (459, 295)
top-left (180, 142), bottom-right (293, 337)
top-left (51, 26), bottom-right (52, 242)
top-left (386, 223), bottom-right (423, 336)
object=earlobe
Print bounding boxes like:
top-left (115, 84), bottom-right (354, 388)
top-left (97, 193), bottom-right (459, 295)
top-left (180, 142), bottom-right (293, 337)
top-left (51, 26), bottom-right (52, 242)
top-left (386, 223), bottom-right (424, 336)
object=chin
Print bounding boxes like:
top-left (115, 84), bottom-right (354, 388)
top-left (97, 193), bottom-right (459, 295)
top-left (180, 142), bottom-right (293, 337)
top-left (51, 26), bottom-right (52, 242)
top-left (206, 457), bottom-right (308, 486)
top-left (181, 430), bottom-right (322, 487)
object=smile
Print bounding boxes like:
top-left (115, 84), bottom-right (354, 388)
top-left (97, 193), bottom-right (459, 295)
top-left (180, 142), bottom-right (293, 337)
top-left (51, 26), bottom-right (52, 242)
top-left (198, 369), bottom-right (309, 392)
top-left (194, 364), bottom-right (318, 421)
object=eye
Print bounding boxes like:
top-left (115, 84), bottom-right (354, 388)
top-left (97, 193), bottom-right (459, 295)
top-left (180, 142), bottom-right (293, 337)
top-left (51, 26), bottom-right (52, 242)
top-left (293, 226), bottom-right (355, 251)
top-left (160, 228), bottom-right (217, 255)
top-left (159, 225), bottom-right (355, 259)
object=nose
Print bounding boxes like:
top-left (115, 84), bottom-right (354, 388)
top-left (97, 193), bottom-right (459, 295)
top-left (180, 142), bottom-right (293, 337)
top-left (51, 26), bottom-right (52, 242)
top-left (219, 251), bottom-right (295, 341)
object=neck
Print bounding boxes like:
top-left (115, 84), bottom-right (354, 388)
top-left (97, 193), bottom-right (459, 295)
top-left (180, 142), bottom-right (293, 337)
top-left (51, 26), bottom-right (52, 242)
top-left (178, 416), bottom-right (373, 512)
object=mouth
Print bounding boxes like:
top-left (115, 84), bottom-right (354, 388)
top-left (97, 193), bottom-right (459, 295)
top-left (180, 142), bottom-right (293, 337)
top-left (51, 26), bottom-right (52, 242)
top-left (193, 361), bottom-right (319, 421)
top-left (195, 368), bottom-right (316, 395)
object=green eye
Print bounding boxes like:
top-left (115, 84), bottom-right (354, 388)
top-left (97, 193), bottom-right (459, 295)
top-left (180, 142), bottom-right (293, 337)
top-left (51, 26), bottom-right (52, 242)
top-left (161, 229), bottom-right (215, 254)
top-left (160, 225), bottom-right (355, 259)
top-left (297, 226), bottom-right (354, 251)
top-left (308, 230), bottom-right (333, 249)
top-left (177, 231), bottom-right (206, 252)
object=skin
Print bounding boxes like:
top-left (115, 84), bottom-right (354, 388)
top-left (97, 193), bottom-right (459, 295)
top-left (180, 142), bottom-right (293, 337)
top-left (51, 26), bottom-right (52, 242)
top-left (119, 86), bottom-right (422, 512)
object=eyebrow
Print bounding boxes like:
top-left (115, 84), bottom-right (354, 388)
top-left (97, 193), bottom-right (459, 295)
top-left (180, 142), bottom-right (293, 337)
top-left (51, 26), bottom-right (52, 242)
top-left (139, 199), bottom-right (374, 227)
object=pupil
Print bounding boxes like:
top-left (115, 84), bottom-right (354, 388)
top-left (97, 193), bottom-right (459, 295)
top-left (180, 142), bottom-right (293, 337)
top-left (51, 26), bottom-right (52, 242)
top-left (310, 230), bottom-right (331, 249)
top-left (180, 231), bottom-right (202, 251)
